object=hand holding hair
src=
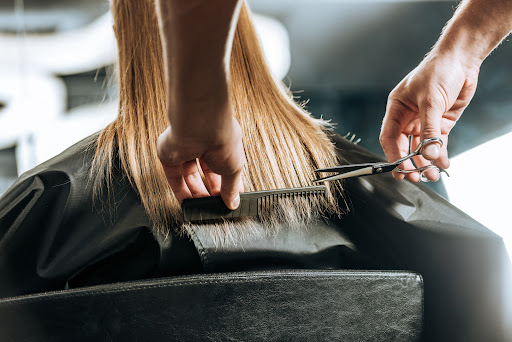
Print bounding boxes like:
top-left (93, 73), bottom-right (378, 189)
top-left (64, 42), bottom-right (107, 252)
top-left (155, 0), bottom-right (244, 209)
top-left (157, 115), bottom-right (245, 210)
top-left (380, 0), bottom-right (512, 182)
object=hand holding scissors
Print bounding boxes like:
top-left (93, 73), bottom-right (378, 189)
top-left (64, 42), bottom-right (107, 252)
top-left (314, 137), bottom-right (448, 183)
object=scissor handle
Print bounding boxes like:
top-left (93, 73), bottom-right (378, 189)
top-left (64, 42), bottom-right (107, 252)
top-left (391, 137), bottom-right (444, 167)
top-left (413, 137), bottom-right (443, 155)
top-left (395, 164), bottom-right (450, 182)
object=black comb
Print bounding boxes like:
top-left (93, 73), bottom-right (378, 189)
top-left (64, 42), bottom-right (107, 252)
top-left (182, 185), bottom-right (326, 223)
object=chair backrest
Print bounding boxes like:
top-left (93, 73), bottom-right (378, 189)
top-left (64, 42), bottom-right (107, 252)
top-left (0, 270), bottom-right (423, 342)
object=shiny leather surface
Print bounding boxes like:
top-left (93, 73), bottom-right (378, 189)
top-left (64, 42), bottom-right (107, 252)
top-left (0, 133), bottom-right (510, 341)
top-left (187, 218), bottom-right (380, 273)
top-left (0, 270), bottom-right (423, 342)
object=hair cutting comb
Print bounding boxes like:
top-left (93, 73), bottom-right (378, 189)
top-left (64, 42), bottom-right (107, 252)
top-left (182, 185), bottom-right (326, 223)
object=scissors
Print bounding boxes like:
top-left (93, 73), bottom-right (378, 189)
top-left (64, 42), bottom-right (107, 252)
top-left (314, 137), bottom-right (449, 183)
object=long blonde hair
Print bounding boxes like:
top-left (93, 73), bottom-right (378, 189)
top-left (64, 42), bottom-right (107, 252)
top-left (92, 0), bottom-right (343, 239)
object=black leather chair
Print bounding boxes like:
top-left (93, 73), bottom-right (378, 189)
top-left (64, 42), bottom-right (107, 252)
top-left (0, 270), bottom-right (423, 341)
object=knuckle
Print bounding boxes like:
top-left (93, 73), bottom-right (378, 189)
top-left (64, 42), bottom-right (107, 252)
top-left (388, 88), bottom-right (399, 101)
top-left (379, 133), bottom-right (385, 144)
top-left (156, 146), bottom-right (167, 162)
top-left (420, 85), bottom-right (448, 112)
top-left (419, 95), bottom-right (435, 111)
top-left (158, 150), bottom-right (179, 167)
top-left (228, 187), bottom-right (239, 196)
top-left (422, 127), bottom-right (439, 137)
top-left (221, 183), bottom-right (240, 197)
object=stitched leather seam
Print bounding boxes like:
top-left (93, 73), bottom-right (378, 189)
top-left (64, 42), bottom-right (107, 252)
top-left (0, 275), bottom-right (422, 306)
top-left (186, 225), bottom-right (210, 271)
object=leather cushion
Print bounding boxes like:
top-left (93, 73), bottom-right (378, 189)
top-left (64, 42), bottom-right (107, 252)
top-left (0, 270), bottom-right (423, 342)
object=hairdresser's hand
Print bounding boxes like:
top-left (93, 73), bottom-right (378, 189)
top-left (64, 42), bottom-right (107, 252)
top-left (157, 116), bottom-right (245, 210)
top-left (380, 50), bottom-right (480, 182)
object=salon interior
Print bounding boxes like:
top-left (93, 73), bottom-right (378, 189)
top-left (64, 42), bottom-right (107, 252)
top-left (0, 0), bottom-right (512, 340)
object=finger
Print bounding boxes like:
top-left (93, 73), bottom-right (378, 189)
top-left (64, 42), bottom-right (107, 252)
top-left (156, 127), bottom-right (177, 166)
top-left (238, 178), bottom-right (244, 193)
top-left (398, 152), bottom-right (421, 183)
top-left (380, 101), bottom-right (411, 181)
top-left (419, 104), bottom-right (443, 161)
top-left (182, 159), bottom-right (210, 198)
top-left (157, 127), bottom-right (195, 200)
top-left (403, 162), bottom-right (421, 183)
top-left (220, 169), bottom-right (243, 210)
top-left (423, 164), bottom-right (440, 182)
top-left (199, 159), bottom-right (221, 196)
top-left (380, 110), bottom-right (402, 160)
top-left (161, 164), bottom-right (192, 202)
top-left (382, 135), bottom-right (407, 181)
top-left (434, 135), bottom-right (450, 170)
top-left (399, 136), bottom-right (419, 183)
top-left (381, 134), bottom-right (411, 181)
top-left (411, 136), bottom-right (439, 182)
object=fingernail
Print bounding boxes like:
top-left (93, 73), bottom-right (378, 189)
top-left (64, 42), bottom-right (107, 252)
top-left (423, 144), bottom-right (440, 160)
top-left (231, 194), bottom-right (240, 210)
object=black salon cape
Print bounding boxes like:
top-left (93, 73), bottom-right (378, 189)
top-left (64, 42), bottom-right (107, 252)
top-left (0, 133), bottom-right (510, 342)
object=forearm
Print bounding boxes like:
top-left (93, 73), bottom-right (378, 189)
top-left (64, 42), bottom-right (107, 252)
top-left (156, 0), bottom-right (242, 135)
top-left (433, 0), bottom-right (512, 67)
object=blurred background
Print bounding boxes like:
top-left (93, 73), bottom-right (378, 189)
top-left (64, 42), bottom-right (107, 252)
top-left (0, 0), bottom-right (511, 256)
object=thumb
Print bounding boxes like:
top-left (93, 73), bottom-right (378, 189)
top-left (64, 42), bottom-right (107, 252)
top-left (220, 170), bottom-right (243, 210)
top-left (420, 104), bottom-right (443, 160)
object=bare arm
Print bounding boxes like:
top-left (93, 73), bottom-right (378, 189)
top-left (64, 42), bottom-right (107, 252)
top-left (438, 0), bottom-right (512, 63)
top-left (380, 0), bottom-right (512, 182)
top-left (156, 0), bottom-right (245, 209)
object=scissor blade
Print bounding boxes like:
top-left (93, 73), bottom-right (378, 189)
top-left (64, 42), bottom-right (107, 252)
top-left (313, 166), bottom-right (374, 182)
top-left (314, 163), bottom-right (378, 173)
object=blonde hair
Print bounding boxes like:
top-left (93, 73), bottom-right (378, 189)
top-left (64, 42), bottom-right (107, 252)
top-left (91, 0), bottom-right (343, 240)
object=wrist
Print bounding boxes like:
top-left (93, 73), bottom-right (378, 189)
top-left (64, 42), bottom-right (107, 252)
top-left (168, 77), bottom-right (231, 127)
top-left (433, 23), bottom-right (485, 71)
top-left (169, 99), bottom-right (236, 143)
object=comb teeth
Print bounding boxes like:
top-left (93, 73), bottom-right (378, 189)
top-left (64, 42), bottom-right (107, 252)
top-left (182, 185), bottom-right (326, 223)
top-left (256, 187), bottom-right (325, 217)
